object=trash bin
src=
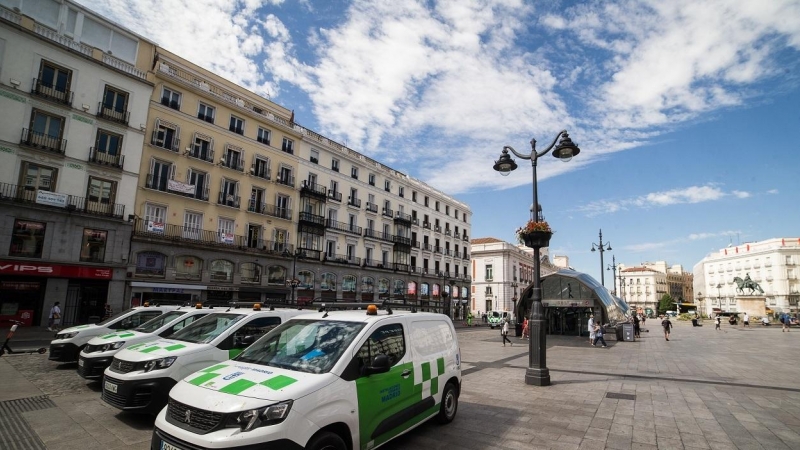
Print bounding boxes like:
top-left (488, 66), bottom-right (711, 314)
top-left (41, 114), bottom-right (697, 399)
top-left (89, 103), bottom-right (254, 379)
top-left (515, 323), bottom-right (523, 337)
top-left (622, 323), bottom-right (635, 342)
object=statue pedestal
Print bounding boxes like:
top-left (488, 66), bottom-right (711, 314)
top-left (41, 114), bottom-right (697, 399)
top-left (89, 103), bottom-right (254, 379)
top-left (735, 296), bottom-right (767, 317)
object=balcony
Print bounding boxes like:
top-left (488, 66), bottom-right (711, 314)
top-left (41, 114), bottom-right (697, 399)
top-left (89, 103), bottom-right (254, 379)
top-left (299, 211), bottom-right (325, 227)
top-left (300, 181), bottom-right (327, 200)
top-left (188, 146), bottom-right (215, 164)
top-left (434, 246), bottom-right (443, 254)
top-left (197, 112), bottom-right (214, 124)
top-left (160, 97), bottom-right (180, 110)
top-left (434, 225), bottom-right (442, 233)
top-left (31, 78), bottom-right (73, 106)
top-left (423, 243), bottom-right (433, 252)
top-left (96, 102), bottom-right (130, 125)
top-left (20, 128), bottom-right (66, 154)
top-left (276, 174), bottom-right (295, 188)
top-left (445, 249), bottom-right (453, 256)
top-left (88, 147), bottom-right (124, 169)
top-left (392, 235), bottom-right (412, 247)
top-left (411, 217), bottom-right (419, 226)
top-left (423, 222), bottom-right (431, 230)
top-left (444, 229), bottom-right (452, 237)
top-left (393, 263), bottom-right (410, 272)
top-left (462, 234), bottom-right (469, 241)
top-left (365, 202), bottom-right (378, 213)
top-left (326, 253), bottom-right (361, 266)
top-left (145, 174), bottom-right (168, 192)
top-left (454, 231), bottom-right (461, 239)
top-left (412, 240), bottom-right (420, 249)
top-left (250, 164), bottom-right (270, 180)
top-left (454, 251), bottom-right (462, 259)
top-left (229, 124), bottom-right (244, 135)
top-left (0, 182), bottom-right (124, 219)
top-left (364, 229), bottom-right (393, 243)
top-left (325, 218), bottom-right (362, 236)
top-left (394, 211), bottom-right (412, 224)
top-left (263, 205), bottom-right (291, 220)
top-left (363, 259), bottom-right (385, 269)
top-left (217, 192), bottom-right (240, 208)
top-left (220, 156), bottom-right (244, 172)
top-left (347, 197), bottom-right (362, 208)
top-left (382, 208), bottom-right (393, 218)
top-left (327, 191), bottom-right (342, 202)
top-left (310, 157), bottom-right (319, 164)
top-left (151, 131), bottom-right (179, 152)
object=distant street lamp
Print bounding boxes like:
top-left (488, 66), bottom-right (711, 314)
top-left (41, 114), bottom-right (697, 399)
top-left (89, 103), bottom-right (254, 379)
top-left (493, 130), bottom-right (580, 387)
top-left (716, 283), bottom-right (723, 311)
top-left (510, 281), bottom-right (519, 322)
top-left (591, 229), bottom-right (612, 288)
top-left (606, 255), bottom-right (619, 296)
top-left (284, 248), bottom-right (302, 305)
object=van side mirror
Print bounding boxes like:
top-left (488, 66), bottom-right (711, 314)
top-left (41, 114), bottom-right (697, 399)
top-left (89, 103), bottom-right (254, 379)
top-left (365, 354), bottom-right (391, 376)
top-left (242, 335), bottom-right (256, 347)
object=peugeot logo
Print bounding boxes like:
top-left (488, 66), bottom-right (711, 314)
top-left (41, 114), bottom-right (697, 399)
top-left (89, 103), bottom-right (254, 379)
top-left (185, 409), bottom-right (192, 423)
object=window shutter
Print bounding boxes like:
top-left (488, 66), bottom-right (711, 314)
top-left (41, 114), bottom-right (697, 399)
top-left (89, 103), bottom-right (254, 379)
top-left (170, 164), bottom-right (176, 180)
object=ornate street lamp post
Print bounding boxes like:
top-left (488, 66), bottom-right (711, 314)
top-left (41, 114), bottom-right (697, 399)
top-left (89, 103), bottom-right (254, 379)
top-left (591, 229), bottom-right (612, 288)
top-left (606, 255), bottom-right (619, 296)
top-left (493, 130), bottom-right (580, 386)
top-left (284, 248), bottom-right (301, 305)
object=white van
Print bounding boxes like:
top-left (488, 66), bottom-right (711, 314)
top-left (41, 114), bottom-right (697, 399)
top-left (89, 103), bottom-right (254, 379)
top-left (49, 305), bottom-right (178, 363)
top-left (102, 306), bottom-right (309, 415)
top-left (77, 306), bottom-right (211, 380)
top-left (152, 305), bottom-right (462, 450)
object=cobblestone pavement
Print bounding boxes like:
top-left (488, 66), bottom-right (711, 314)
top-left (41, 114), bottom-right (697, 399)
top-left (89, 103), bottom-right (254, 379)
top-left (2, 320), bottom-right (800, 450)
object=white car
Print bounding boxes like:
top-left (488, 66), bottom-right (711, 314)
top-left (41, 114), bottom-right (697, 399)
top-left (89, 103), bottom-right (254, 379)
top-left (77, 306), bottom-right (211, 380)
top-left (49, 305), bottom-right (179, 363)
top-left (152, 305), bottom-right (462, 450)
top-left (102, 306), bottom-right (310, 415)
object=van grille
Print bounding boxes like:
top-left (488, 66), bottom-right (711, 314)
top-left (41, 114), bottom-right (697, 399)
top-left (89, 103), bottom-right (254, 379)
top-left (167, 399), bottom-right (224, 434)
top-left (109, 358), bottom-right (135, 373)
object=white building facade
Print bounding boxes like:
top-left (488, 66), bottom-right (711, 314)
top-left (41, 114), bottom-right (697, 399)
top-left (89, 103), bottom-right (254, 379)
top-left (693, 238), bottom-right (800, 316)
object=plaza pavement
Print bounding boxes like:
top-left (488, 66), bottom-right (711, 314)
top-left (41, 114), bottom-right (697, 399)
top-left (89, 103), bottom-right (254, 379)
top-left (1, 319), bottom-right (799, 450)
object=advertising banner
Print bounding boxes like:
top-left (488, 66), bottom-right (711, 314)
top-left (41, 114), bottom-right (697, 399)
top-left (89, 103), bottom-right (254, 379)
top-left (168, 179), bottom-right (195, 195)
top-left (35, 190), bottom-right (68, 208)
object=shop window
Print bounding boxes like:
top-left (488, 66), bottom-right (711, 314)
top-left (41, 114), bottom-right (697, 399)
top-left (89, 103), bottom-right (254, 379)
top-left (136, 251), bottom-right (166, 276)
top-left (210, 259), bottom-right (234, 282)
top-left (9, 220), bottom-right (46, 258)
top-left (267, 265), bottom-right (287, 284)
top-left (378, 278), bottom-right (390, 294)
top-left (241, 262), bottom-right (261, 283)
top-left (342, 275), bottom-right (357, 292)
top-left (361, 276), bottom-right (375, 293)
top-left (393, 279), bottom-right (405, 296)
top-left (320, 273), bottom-right (337, 291)
top-left (175, 255), bottom-right (202, 280)
top-left (80, 228), bottom-right (107, 263)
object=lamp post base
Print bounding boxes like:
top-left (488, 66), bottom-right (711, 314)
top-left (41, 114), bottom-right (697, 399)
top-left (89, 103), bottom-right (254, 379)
top-left (525, 367), bottom-right (551, 386)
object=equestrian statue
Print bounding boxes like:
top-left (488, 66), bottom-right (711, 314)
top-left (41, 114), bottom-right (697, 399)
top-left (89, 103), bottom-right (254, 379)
top-left (733, 273), bottom-right (764, 295)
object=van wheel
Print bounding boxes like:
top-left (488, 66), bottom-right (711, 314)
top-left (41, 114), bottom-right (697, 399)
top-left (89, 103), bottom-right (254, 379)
top-left (306, 431), bottom-right (346, 450)
top-left (436, 382), bottom-right (458, 424)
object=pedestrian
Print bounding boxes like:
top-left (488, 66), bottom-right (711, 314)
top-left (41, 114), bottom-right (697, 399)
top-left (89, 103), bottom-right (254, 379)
top-left (467, 312), bottom-right (473, 327)
top-left (715, 314), bottom-right (721, 330)
top-left (743, 312), bottom-right (750, 327)
top-left (592, 323), bottom-right (607, 347)
top-left (48, 302), bottom-right (61, 332)
top-left (103, 303), bottom-right (113, 320)
top-left (521, 318), bottom-right (529, 339)
top-left (501, 320), bottom-right (512, 347)
top-left (662, 316), bottom-right (673, 341)
top-left (482, 312), bottom-right (487, 324)
top-left (633, 314), bottom-right (641, 338)
top-left (588, 314), bottom-right (596, 345)
top-left (780, 312), bottom-right (790, 332)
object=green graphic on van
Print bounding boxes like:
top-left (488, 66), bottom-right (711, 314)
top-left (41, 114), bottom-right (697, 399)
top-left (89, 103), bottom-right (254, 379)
top-left (186, 365), bottom-right (298, 394)
top-left (101, 332), bottom-right (135, 339)
top-left (133, 342), bottom-right (187, 353)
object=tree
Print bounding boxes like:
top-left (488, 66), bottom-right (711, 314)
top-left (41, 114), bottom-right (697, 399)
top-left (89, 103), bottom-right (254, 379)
top-left (658, 294), bottom-right (674, 315)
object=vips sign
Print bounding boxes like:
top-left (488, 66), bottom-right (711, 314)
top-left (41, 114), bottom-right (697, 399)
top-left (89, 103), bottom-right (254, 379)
top-left (0, 261), bottom-right (113, 279)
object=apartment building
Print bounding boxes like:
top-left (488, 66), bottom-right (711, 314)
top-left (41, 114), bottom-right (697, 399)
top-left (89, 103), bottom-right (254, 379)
top-left (693, 238), bottom-right (800, 316)
top-left (0, 1), bottom-right (155, 326)
top-left (127, 49), bottom-right (473, 310)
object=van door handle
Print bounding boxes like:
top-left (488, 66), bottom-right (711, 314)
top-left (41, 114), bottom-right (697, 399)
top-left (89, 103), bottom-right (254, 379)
top-left (401, 369), bottom-right (411, 378)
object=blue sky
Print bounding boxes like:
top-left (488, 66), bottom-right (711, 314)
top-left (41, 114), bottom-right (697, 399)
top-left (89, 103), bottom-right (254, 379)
top-left (80, 0), bottom-right (800, 286)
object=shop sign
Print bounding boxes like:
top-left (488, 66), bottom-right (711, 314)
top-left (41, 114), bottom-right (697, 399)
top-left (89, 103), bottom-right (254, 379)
top-left (153, 287), bottom-right (185, 293)
top-left (207, 285), bottom-right (238, 291)
top-left (0, 309), bottom-right (34, 326)
top-left (0, 260), bottom-right (113, 279)
top-left (168, 179), bottom-right (195, 195)
top-left (35, 190), bottom-right (68, 208)
top-left (542, 299), bottom-right (593, 307)
top-left (219, 233), bottom-right (234, 244)
top-left (1, 281), bottom-right (41, 290)
top-left (147, 221), bottom-right (165, 233)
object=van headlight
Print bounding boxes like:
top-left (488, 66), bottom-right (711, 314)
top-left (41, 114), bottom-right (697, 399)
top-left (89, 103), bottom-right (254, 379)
top-left (99, 341), bottom-right (126, 352)
top-left (142, 356), bottom-right (177, 372)
top-left (234, 400), bottom-right (293, 431)
top-left (57, 331), bottom-right (79, 339)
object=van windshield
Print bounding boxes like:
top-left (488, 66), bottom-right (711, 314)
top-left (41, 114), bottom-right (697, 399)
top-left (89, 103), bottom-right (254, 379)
top-left (169, 313), bottom-right (245, 344)
top-left (236, 319), bottom-right (365, 374)
top-left (134, 311), bottom-right (186, 333)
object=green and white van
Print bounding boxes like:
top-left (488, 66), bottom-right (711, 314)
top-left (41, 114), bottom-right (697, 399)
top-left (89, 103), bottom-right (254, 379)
top-left (151, 306), bottom-right (461, 450)
top-left (487, 310), bottom-right (509, 329)
top-left (77, 306), bottom-right (211, 380)
top-left (49, 305), bottom-right (179, 363)
top-left (102, 306), bottom-right (309, 415)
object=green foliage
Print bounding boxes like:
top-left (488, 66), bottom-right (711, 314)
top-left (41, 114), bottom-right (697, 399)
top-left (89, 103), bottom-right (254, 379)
top-left (657, 294), bottom-right (674, 315)
top-left (677, 313), bottom-right (693, 321)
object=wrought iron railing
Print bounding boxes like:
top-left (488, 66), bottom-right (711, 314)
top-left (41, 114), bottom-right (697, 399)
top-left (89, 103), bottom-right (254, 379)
top-left (89, 147), bottom-right (124, 169)
top-left (96, 102), bottom-right (130, 125)
top-left (31, 78), bottom-right (73, 105)
top-left (20, 128), bottom-right (66, 154)
top-left (0, 182), bottom-right (124, 218)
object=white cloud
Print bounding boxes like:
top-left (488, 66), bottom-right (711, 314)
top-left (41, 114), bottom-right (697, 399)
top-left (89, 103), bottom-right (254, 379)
top-left (767, 189), bottom-right (779, 194)
top-left (625, 229), bottom-right (742, 253)
top-left (576, 184), bottom-right (755, 216)
top-left (732, 190), bottom-right (751, 199)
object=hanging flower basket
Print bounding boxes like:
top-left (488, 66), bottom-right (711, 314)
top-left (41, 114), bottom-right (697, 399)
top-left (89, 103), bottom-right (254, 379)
top-left (515, 220), bottom-right (553, 248)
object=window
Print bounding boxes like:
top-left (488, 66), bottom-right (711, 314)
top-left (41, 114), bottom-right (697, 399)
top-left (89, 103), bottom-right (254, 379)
top-left (175, 255), bottom-right (202, 280)
top-left (20, 162), bottom-right (57, 192)
top-left (153, 120), bottom-right (179, 152)
top-left (351, 166), bottom-right (359, 179)
top-left (87, 176), bottom-right (116, 206)
top-left (229, 115), bottom-right (244, 135)
top-left (144, 203), bottom-right (166, 225)
top-left (26, 109), bottom-right (64, 151)
top-left (187, 169), bottom-right (208, 201)
top-left (282, 137), bottom-right (294, 154)
top-left (80, 229), bottom-right (107, 263)
top-left (197, 103), bottom-right (215, 123)
top-left (424, 196), bottom-right (429, 207)
top-left (210, 259), bottom-right (234, 282)
top-left (9, 220), bottom-right (46, 258)
top-left (278, 166), bottom-right (294, 187)
top-left (445, 205), bottom-right (450, 215)
top-left (191, 134), bottom-right (213, 162)
top-left (398, 186), bottom-right (404, 198)
top-left (412, 191), bottom-right (417, 202)
top-left (219, 179), bottom-right (239, 208)
top-left (435, 201), bottom-right (440, 211)
top-left (35, 60), bottom-right (72, 104)
top-left (223, 146), bottom-right (243, 171)
top-left (331, 158), bottom-right (340, 172)
top-left (136, 251), bottom-right (166, 276)
top-left (369, 173), bottom-right (376, 186)
top-left (92, 129), bottom-right (123, 166)
top-left (241, 262), bottom-right (261, 283)
top-left (486, 264), bottom-right (493, 281)
top-left (147, 159), bottom-right (173, 192)
top-left (182, 211), bottom-right (203, 240)
top-left (384, 179), bottom-right (390, 191)
top-left (161, 87), bottom-right (181, 110)
top-left (356, 323), bottom-right (405, 369)
top-left (252, 156), bottom-right (270, 180)
top-left (100, 85), bottom-right (129, 123)
top-left (310, 149), bottom-right (319, 164)
top-left (257, 127), bottom-right (271, 145)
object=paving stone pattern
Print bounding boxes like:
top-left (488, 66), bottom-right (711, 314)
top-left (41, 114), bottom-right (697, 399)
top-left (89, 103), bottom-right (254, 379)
top-left (2, 319), bottom-right (800, 449)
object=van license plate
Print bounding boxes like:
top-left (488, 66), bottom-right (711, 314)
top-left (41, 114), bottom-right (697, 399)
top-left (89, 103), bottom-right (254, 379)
top-left (104, 381), bottom-right (117, 393)
top-left (78, 359), bottom-right (84, 367)
top-left (161, 441), bottom-right (183, 450)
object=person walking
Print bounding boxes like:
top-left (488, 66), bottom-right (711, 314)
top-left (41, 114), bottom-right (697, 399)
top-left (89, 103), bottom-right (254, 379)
top-left (715, 314), bottom-right (721, 330)
top-left (588, 314), bottom-right (596, 345)
top-left (521, 318), bottom-right (529, 339)
top-left (592, 323), bottom-right (607, 347)
top-left (48, 302), bottom-right (62, 332)
top-left (743, 312), bottom-right (750, 327)
top-left (466, 312), bottom-right (473, 327)
top-left (662, 316), bottom-right (673, 341)
top-left (501, 320), bottom-right (512, 347)
top-left (633, 314), bottom-right (641, 338)
top-left (781, 312), bottom-right (791, 332)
